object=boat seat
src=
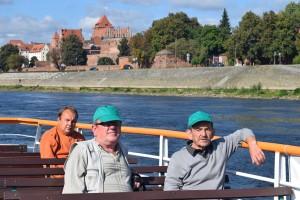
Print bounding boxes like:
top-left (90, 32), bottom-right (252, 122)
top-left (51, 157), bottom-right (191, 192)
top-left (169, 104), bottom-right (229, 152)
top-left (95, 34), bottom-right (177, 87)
top-left (0, 156), bottom-right (137, 168)
top-left (0, 145), bottom-right (27, 153)
top-left (2, 187), bottom-right (293, 200)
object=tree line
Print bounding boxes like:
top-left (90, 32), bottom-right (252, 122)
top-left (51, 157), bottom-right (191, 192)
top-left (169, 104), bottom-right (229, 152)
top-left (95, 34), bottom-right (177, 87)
top-left (129, 2), bottom-right (300, 67)
top-left (0, 2), bottom-right (299, 71)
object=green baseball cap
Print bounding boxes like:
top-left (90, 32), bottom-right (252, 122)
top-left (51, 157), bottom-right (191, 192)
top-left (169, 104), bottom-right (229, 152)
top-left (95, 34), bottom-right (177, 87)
top-left (93, 105), bottom-right (122, 123)
top-left (188, 111), bottom-right (213, 128)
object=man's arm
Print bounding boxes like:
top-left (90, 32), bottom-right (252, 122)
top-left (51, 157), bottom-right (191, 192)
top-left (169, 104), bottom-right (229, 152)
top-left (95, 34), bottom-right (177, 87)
top-left (164, 153), bottom-right (184, 191)
top-left (63, 144), bottom-right (87, 194)
top-left (245, 136), bottom-right (266, 166)
top-left (39, 132), bottom-right (56, 158)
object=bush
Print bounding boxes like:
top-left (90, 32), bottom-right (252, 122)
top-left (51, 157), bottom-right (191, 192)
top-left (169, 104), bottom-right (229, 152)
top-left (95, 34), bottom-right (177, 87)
top-left (97, 57), bottom-right (114, 65)
top-left (293, 55), bottom-right (300, 64)
top-left (293, 88), bottom-right (300, 95)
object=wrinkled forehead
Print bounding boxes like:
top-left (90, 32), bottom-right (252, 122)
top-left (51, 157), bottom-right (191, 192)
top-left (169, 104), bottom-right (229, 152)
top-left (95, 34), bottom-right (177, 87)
top-left (191, 121), bottom-right (213, 129)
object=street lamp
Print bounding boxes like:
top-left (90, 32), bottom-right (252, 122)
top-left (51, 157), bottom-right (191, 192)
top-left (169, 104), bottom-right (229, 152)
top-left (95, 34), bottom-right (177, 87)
top-left (186, 53), bottom-right (190, 63)
top-left (278, 52), bottom-right (281, 64)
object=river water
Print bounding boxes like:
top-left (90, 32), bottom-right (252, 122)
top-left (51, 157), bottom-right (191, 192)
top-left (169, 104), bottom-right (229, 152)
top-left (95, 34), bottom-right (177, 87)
top-left (0, 91), bottom-right (299, 196)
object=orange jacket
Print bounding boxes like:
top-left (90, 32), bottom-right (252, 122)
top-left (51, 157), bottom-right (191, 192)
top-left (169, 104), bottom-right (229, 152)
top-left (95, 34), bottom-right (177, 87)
top-left (40, 126), bottom-right (85, 159)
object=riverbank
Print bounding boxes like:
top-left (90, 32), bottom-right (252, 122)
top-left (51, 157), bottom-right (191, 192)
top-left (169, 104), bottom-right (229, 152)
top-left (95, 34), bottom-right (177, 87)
top-left (1, 65), bottom-right (300, 99)
top-left (1, 84), bottom-right (300, 100)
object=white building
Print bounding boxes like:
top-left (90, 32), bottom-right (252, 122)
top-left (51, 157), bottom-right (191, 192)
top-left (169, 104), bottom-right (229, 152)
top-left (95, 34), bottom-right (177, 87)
top-left (28, 44), bottom-right (49, 61)
top-left (9, 40), bottom-right (49, 62)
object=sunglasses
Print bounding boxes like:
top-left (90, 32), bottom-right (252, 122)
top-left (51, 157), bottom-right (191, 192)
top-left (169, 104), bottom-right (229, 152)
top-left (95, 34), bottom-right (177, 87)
top-left (94, 121), bottom-right (122, 127)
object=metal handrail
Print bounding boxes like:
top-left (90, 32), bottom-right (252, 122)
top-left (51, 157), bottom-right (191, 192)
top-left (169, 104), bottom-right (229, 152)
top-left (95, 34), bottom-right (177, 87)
top-left (0, 117), bottom-right (300, 156)
top-left (0, 117), bottom-right (299, 200)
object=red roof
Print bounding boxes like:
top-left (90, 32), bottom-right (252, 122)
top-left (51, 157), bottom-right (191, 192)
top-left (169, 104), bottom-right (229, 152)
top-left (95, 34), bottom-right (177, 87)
top-left (30, 44), bottom-right (46, 53)
top-left (95, 15), bottom-right (113, 28)
top-left (60, 29), bottom-right (84, 42)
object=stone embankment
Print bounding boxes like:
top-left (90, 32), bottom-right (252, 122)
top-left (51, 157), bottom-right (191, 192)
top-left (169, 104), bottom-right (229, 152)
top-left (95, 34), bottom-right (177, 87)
top-left (1, 65), bottom-right (300, 90)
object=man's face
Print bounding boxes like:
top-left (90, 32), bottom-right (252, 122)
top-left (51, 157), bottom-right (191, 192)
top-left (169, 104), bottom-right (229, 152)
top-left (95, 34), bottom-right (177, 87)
top-left (187, 121), bottom-right (214, 150)
top-left (57, 109), bottom-right (77, 135)
top-left (92, 121), bottom-right (122, 147)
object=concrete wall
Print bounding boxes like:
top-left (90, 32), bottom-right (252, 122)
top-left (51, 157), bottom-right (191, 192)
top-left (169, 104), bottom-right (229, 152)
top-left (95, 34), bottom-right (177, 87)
top-left (1, 65), bottom-right (300, 90)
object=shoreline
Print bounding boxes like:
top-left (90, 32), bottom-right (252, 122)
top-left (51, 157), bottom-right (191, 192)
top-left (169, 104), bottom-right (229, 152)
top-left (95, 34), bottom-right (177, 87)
top-left (1, 85), bottom-right (300, 100)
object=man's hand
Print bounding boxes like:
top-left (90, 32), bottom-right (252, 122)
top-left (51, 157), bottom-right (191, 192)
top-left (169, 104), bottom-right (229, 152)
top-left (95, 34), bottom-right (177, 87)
top-left (247, 137), bottom-right (266, 165)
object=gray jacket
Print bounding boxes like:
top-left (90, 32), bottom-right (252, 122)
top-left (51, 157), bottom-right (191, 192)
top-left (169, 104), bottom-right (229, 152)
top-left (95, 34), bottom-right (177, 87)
top-left (62, 138), bottom-right (131, 193)
top-left (164, 128), bottom-right (254, 191)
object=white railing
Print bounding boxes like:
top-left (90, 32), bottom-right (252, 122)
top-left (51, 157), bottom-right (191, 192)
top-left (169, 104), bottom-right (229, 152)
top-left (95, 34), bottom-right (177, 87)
top-left (0, 118), bottom-right (299, 200)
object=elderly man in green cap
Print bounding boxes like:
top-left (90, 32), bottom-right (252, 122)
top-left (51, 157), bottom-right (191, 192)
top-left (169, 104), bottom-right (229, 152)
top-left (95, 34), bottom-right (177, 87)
top-left (164, 110), bottom-right (265, 191)
top-left (63, 105), bottom-right (133, 193)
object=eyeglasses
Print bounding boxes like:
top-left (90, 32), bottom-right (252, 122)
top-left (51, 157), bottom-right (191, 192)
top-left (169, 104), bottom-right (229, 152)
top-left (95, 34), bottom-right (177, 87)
top-left (94, 121), bottom-right (122, 127)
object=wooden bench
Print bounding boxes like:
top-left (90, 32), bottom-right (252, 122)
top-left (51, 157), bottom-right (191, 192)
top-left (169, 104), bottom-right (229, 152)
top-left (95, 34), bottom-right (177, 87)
top-left (0, 145), bottom-right (27, 153)
top-left (0, 165), bottom-right (168, 195)
top-left (0, 156), bottom-right (138, 168)
top-left (0, 152), bottom-right (40, 158)
top-left (2, 187), bottom-right (293, 200)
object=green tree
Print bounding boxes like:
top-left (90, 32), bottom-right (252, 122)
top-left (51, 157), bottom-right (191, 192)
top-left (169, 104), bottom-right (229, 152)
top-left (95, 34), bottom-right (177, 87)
top-left (61, 34), bottom-right (87, 66)
top-left (29, 56), bottom-right (38, 67)
top-left (118, 37), bottom-right (130, 57)
top-left (273, 2), bottom-right (300, 64)
top-left (97, 57), bottom-right (114, 65)
top-left (230, 11), bottom-right (262, 65)
top-left (6, 54), bottom-right (26, 71)
top-left (219, 9), bottom-right (231, 41)
top-left (258, 11), bottom-right (278, 64)
top-left (0, 44), bottom-right (19, 72)
top-left (166, 38), bottom-right (196, 61)
top-left (198, 25), bottom-right (224, 58)
top-left (293, 55), bottom-right (300, 64)
top-left (149, 12), bottom-right (199, 52)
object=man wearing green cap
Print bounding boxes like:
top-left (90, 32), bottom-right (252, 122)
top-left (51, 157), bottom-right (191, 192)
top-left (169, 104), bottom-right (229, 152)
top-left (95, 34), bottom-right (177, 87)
top-left (63, 105), bottom-right (133, 193)
top-left (164, 111), bottom-right (265, 191)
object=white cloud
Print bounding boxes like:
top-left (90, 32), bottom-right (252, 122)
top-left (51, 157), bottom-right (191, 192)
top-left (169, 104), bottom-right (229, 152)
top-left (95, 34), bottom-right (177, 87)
top-left (170, 0), bottom-right (225, 10)
top-left (82, 5), bottom-right (151, 35)
top-left (79, 16), bottom-right (98, 30)
top-left (0, 15), bottom-right (61, 45)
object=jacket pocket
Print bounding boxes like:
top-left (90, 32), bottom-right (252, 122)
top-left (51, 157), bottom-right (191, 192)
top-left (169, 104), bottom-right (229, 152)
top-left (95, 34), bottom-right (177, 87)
top-left (85, 169), bottom-right (99, 192)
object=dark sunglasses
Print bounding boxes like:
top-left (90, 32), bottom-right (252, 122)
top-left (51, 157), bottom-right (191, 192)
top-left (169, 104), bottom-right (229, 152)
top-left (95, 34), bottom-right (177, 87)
top-left (94, 121), bottom-right (122, 127)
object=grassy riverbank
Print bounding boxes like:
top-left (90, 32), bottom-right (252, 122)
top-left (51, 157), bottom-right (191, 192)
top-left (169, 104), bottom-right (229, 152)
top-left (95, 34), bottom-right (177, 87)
top-left (1, 84), bottom-right (300, 100)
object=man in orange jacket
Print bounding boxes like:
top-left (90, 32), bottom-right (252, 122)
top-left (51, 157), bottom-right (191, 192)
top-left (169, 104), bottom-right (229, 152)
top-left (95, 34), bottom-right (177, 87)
top-left (40, 106), bottom-right (85, 159)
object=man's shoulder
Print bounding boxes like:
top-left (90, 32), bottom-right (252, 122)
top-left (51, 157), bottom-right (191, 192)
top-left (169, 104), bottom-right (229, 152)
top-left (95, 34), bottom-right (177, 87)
top-left (41, 127), bottom-right (58, 140)
top-left (73, 139), bottom-right (96, 151)
top-left (171, 146), bottom-right (189, 158)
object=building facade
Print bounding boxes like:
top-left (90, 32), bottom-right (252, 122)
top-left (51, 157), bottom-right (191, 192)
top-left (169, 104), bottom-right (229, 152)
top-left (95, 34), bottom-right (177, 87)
top-left (9, 40), bottom-right (49, 62)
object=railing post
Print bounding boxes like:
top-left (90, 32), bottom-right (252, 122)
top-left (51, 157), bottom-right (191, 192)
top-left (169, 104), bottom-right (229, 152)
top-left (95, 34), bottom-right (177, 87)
top-left (274, 152), bottom-right (287, 200)
top-left (33, 124), bottom-right (42, 152)
top-left (159, 135), bottom-right (169, 166)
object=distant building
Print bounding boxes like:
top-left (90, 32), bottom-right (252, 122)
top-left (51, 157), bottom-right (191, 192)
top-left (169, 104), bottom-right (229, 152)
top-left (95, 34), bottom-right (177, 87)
top-left (152, 49), bottom-right (191, 68)
top-left (87, 16), bottom-right (132, 62)
top-left (9, 40), bottom-right (49, 62)
top-left (91, 15), bottom-right (132, 45)
top-left (50, 29), bottom-right (84, 49)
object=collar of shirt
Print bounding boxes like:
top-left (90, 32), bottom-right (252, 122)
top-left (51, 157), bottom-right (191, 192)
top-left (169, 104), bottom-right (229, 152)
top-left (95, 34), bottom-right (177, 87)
top-left (186, 140), bottom-right (213, 157)
top-left (98, 143), bottom-right (120, 155)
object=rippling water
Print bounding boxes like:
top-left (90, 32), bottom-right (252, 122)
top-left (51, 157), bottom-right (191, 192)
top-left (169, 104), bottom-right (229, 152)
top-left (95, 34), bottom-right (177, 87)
top-left (0, 91), bottom-right (299, 197)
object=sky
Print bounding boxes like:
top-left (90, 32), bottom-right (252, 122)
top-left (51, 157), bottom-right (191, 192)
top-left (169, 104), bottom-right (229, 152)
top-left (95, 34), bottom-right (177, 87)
top-left (0, 0), bottom-right (297, 46)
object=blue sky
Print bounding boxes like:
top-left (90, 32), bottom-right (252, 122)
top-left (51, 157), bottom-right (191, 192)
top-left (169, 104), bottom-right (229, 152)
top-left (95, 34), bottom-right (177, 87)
top-left (0, 0), bottom-right (296, 46)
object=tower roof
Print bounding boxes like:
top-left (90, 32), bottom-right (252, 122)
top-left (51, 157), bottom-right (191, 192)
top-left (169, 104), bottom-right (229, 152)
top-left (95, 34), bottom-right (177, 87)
top-left (95, 15), bottom-right (113, 28)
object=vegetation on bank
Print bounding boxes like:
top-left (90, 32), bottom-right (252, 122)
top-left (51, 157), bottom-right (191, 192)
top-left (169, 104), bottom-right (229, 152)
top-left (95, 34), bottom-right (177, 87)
top-left (0, 84), bottom-right (300, 100)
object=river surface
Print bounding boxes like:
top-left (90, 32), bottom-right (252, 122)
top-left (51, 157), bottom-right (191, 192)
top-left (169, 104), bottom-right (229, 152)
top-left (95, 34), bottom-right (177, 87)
top-left (0, 91), bottom-right (299, 197)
